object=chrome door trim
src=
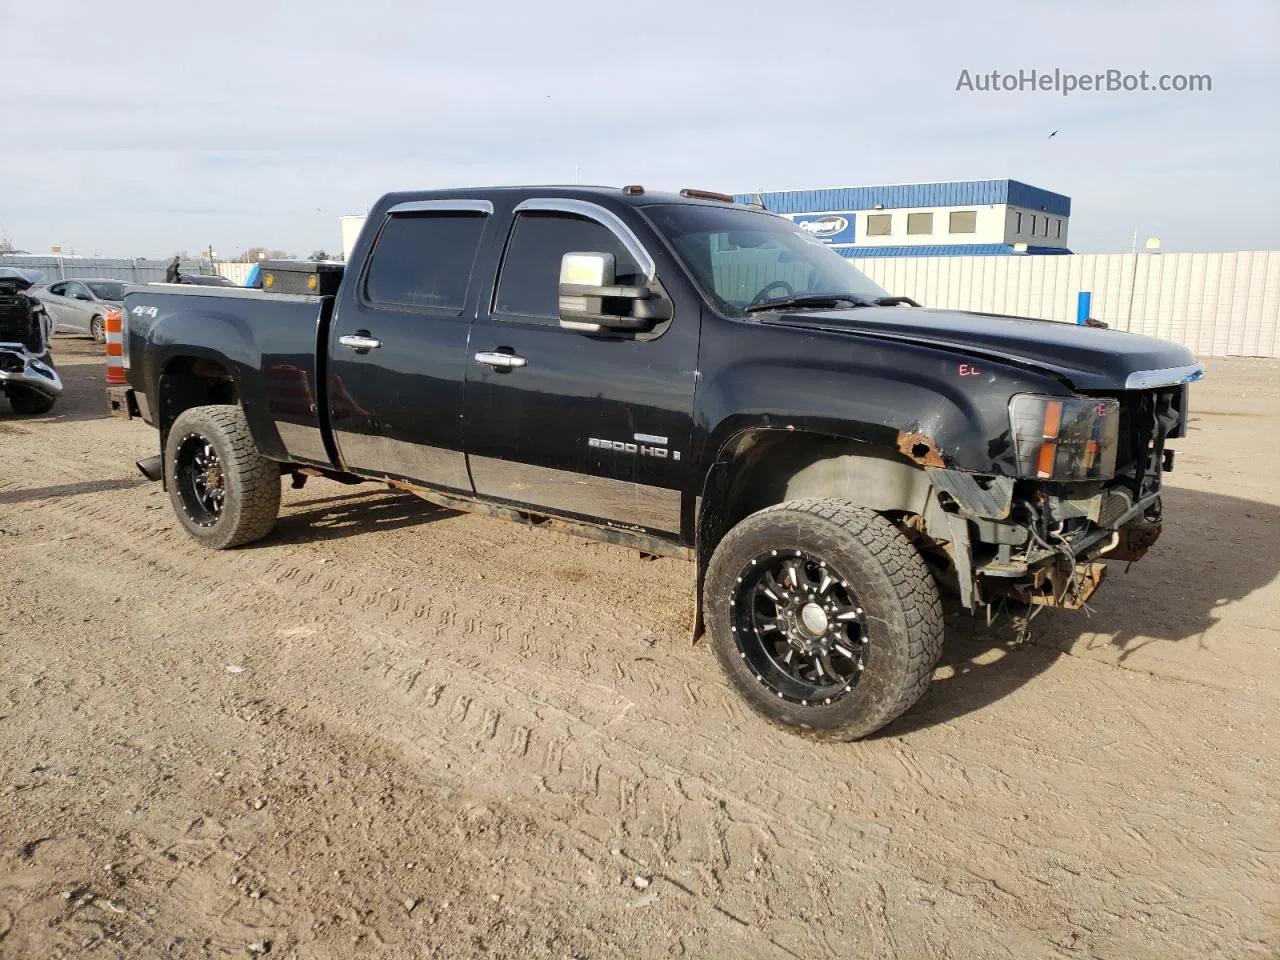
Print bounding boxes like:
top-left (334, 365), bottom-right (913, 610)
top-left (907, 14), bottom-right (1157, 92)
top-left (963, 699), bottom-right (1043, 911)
top-left (386, 199), bottom-right (494, 215)
top-left (468, 455), bottom-right (681, 533)
top-left (1124, 363), bottom-right (1205, 390)
top-left (333, 430), bottom-right (472, 492)
top-left (512, 198), bottom-right (656, 281)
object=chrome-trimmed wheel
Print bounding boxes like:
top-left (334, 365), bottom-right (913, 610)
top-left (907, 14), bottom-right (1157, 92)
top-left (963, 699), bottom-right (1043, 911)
top-left (174, 432), bottom-right (226, 527)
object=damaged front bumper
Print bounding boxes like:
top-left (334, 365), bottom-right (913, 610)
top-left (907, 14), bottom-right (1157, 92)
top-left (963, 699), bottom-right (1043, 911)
top-left (0, 347), bottom-right (63, 398)
top-left (926, 467), bottom-right (1164, 611)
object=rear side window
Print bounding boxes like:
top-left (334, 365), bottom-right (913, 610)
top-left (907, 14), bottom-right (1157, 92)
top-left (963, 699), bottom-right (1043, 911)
top-left (494, 212), bottom-right (642, 321)
top-left (364, 212), bottom-right (487, 312)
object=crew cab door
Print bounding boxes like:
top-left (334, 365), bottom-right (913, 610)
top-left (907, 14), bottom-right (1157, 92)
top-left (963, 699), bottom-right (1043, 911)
top-left (326, 200), bottom-right (491, 491)
top-left (464, 199), bottom-right (699, 537)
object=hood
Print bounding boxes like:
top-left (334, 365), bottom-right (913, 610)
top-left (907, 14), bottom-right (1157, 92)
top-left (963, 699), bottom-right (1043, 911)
top-left (759, 306), bottom-right (1199, 390)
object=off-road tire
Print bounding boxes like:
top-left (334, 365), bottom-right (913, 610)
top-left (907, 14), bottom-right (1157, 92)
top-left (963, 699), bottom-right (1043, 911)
top-left (90, 315), bottom-right (106, 343)
top-left (7, 385), bottom-right (57, 416)
top-left (165, 405), bottom-right (281, 549)
top-left (704, 498), bottom-right (944, 740)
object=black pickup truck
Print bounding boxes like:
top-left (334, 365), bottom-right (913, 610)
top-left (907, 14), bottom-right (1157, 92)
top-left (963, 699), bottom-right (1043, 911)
top-left (118, 185), bottom-right (1202, 739)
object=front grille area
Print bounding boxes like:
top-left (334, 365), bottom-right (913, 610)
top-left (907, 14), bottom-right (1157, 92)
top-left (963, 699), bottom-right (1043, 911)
top-left (0, 295), bottom-right (41, 352)
top-left (1098, 487), bottom-right (1134, 528)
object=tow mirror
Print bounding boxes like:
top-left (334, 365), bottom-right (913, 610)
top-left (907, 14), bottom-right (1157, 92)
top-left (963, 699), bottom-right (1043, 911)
top-left (557, 251), bottom-right (671, 334)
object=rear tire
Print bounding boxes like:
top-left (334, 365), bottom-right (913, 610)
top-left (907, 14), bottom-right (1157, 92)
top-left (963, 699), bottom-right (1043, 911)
top-left (90, 315), bottom-right (105, 343)
top-left (7, 386), bottom-right (57, 416)
top-left (165, 405), bottom-right (281, 549)
top-left (704, 498), bottom-right (944, 740)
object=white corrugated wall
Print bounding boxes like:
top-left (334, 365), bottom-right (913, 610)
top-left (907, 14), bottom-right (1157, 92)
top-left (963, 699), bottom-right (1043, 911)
top-left (850, 251), bottom-right (1280, 358)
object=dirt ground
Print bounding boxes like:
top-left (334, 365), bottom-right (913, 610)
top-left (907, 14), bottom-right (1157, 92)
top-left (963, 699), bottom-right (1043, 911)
top-left (1, 339), bottom-right (1277, 959)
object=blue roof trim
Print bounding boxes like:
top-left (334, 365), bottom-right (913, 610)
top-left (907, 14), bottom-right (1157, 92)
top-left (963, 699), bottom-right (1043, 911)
top-left (838, 244), bottom-right (1073, 258)
top-left (734, 179), bottom-right (1070, 217)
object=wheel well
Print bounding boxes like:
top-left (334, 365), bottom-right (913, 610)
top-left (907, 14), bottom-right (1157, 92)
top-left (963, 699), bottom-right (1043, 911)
top-left (157, 356), bottom-right (239, 439)
top-left (697, 431), bottom-right (936, 567)
top-left (691, 430), bottom-right (949, 641)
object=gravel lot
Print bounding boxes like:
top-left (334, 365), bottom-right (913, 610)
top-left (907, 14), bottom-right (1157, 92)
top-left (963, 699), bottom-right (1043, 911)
top-left (2, 339), bottom-right (1277, 959)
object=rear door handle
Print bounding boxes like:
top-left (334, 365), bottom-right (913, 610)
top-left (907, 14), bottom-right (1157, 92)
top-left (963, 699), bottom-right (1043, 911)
top-left (474, 351), bottom-right (528, 369)
top-left (339, 334), bottom-right (382, 352)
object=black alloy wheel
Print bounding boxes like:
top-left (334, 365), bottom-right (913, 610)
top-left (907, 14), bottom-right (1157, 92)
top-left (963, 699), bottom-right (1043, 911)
top-left (174, 432), bottom-right (226, 526)
top-left (731, 549), bottom-right (869, 706)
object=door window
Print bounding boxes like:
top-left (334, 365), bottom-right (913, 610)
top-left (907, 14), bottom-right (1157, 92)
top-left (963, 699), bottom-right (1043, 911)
top-left (363, 212), bottom-right (487, 313)
top-left (48, 282), bottom-right (67, 296)
top-left (65, 282), bottom-right (91, 300)
top-left (494, 212), bottom-right (643, 322)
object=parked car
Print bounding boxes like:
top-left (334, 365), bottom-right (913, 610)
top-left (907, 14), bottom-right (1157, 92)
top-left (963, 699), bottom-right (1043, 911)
top-left (175, 273), bottom-right (235, 287)
top-left (33, 278), bottom-right (127, 342)
top-left (116, 185), bottom-right (1203, 740)
top-left (0, 269), bottom-right (61, 414)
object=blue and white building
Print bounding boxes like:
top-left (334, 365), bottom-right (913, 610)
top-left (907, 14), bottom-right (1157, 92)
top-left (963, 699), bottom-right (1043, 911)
top-left (734, 179), bottom-right (1072, 258)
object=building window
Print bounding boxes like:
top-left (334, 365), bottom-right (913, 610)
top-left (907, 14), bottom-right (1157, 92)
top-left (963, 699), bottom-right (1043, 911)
top-left (1044, 217), bottom-right (1050, 237)
top-left (1030, 215), bottom-right (1037, 236)
top-left (1015, 211), bottom-right (1024, 233)
top-left (866, 213), bottom-right (892, 236)
top-left (949, 210), bottom-right (977, 234)
top-left (906, 212), bottom-right (933, 235)
top-left (1056, 218), bottom-right (1063, 239)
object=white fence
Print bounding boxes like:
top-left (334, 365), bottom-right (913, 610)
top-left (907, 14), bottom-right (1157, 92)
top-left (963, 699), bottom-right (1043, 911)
top-left (0, 255), bottom-right (213, 283)
top-left (850, 251), bottom-right (1280, 359)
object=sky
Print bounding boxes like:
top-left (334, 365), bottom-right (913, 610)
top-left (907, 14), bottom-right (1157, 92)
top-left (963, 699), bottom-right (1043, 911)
top-left (1, 0), bottom-right (1276, 258)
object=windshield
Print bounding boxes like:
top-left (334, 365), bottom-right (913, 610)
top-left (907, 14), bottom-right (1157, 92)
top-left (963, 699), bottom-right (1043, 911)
top-left (643, 203), bottom-right (889, 316)
top-left (86, 280), bottom-right (125, 301)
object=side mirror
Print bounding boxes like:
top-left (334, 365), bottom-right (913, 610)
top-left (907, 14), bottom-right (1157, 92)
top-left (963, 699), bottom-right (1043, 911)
top-left (557, 251), bottom-right (671, 334)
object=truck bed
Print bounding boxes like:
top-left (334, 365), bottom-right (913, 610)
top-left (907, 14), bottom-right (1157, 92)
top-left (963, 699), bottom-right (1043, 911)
top-left (122, 283), bottom-right (336, 465)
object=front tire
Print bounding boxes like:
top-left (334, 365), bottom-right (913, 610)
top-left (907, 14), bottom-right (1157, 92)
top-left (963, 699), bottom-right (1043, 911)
top-left (704, 498), bottom-right (944, 740)
top-left (7, 386), bottom-right (57, 416)
top-left (164, 405), bottom-right (281, 549)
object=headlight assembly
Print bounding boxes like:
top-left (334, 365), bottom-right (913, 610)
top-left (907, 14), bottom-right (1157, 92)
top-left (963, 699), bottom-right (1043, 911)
top-left (1009, 394), bottom-right (1120, 481)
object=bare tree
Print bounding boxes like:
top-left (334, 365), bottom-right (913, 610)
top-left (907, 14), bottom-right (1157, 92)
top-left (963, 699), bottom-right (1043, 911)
top-left (0, 239), bottom-right (15, 255)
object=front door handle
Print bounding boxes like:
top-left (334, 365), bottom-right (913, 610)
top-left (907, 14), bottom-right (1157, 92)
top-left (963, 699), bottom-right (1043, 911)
top-left (474, 351), bottom-right (528, 369)
top-left (339, 333), bottom-right (382, 352)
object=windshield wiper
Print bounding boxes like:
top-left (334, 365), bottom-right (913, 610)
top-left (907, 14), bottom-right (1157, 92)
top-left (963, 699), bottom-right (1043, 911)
top-left (873, 295), bottom-right (921, 307)
top-left (743, 293), bottom-right (873, 314)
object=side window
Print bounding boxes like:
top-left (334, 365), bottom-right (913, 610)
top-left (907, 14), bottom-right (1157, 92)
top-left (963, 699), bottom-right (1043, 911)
top-left (48, 282), bottom-right (66, 296)
top-left (363, 212), bottom-right (487, 312)
top-left (66, 282), bottom-right (89, 299)
top-left (494, 212), bottom-right (642, 322)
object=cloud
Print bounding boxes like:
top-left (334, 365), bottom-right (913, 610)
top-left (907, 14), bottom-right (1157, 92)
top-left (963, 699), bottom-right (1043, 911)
top-left (1, 0), bottom-right (1276, 255)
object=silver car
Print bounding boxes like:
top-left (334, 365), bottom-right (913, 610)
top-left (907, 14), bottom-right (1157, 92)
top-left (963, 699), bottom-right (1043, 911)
top-left (33, 278), bottom-right (128, 342)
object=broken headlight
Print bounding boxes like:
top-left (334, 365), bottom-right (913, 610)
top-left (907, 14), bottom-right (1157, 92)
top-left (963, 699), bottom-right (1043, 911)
top-left (1009, 394), bottom-right (1120, 481)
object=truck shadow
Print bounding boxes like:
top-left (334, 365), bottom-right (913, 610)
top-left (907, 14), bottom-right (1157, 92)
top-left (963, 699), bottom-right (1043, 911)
top-left (878, 485), bottom-right (1280, 737)
top-left (267, 490), bottom-right (460, 545)
top-left (0, 478), bottom-right (146, 505)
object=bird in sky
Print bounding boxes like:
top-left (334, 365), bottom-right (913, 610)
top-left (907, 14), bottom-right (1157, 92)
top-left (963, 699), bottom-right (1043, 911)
top-left (1048, 130), bottom-right (1059, 139)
